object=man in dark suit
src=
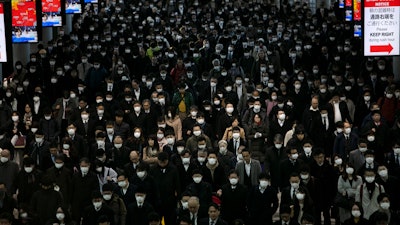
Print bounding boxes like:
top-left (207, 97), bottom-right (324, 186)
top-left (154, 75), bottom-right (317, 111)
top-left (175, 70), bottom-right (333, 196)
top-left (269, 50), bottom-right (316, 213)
top-left (279, 147), bottom-right (304, 190)
top-left (268, 110), bottom-right (292, 142)
top-left (386, 141), bottom-right (400, 178)
top-left (265, 134), bottom-right (287, 189)
top-left (333, 121), bottom-right (358, 160)
top-left (150, 152), bottom-right (180, 225)
top-left (71, 158), bottom-right (99, 222)
top-left (198, 203), bottom-right (228, 225)
top-left (247, 173), bottom-right (278, 225)
top-left (235, 148), bottom-right (262, 190)
top-left (218, 170), bottom-right (247, 225)
top-left (357, 149), bottom-right (380, 176)
top-left (115, 173), bottom-right (136, 207)
top-left (126, 186), bottom-right (155, 225)
top-left (348, 139), bottom-right (368, 172)
top-left (75, 109), bottom-right (96, 143)
top-left (123, 150), bottom-right (141, 181)
top-left (66, 123), bottom-right (87, 158)
top-left (129, 101), bottom-right (147, 131)
top-left (82, 191), bottom-right (115, 225)
top-left (310, 148), bottom-right (336, 225)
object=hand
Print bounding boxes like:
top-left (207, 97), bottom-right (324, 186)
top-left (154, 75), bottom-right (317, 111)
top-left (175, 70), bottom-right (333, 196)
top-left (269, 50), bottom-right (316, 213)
top-left (342, 191), bottom-right (346, 196)
top-left (106, 176), bottom-right (112, 181)
top-left (187, 130), bottom-right (191, 135)
top-left (217, 189), bottom-right (222, 196)
top-left (13, 208), bottom-right (19, 219)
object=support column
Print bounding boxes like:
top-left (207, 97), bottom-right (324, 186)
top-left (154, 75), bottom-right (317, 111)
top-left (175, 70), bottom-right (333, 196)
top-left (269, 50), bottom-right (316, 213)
top-left (65, 14), bottom-right (73, 34)
top-left (394, 56), bottom-right (400, 82)
top-left (42, 28), bottom-right (53, 44)
top-left (12, 44), bottom-right (30, 65)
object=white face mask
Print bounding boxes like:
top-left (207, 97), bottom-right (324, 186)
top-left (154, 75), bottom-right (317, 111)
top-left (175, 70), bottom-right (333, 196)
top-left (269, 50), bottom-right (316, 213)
top-left (378, 169), bottom-right (388, 177)
top-left (193, 131), bottom-right (201, 136)
top-left (275, 143), bottom-right (282, 149)
top-left (93, 202), bottom-right (102, 210)
top-left (136, 171), bottom-right (146, 178)
top-left (55, 163), bottom-right (64, 169)
top-left (291, 153), bottom-right (299, 160)
top-left (118, 181), bottom-right (127, 187)
top-left (193, 177), bottom-right (202, 183)
top-left (135, 196), bottom-right (145, 204)
top-left (114, 143), bottom-right (122, 149)
top-left (380, 202), bottom-right (390, 210)
top-left (24, 167), bottom-right (33, 173)
top-left (351, 210), bottom-right (361, 218)
top-left (259, 180), bottom-right (269, 188)
top-left (300, 174), bottom-right (309, 180)
top-left (303, 147), bottom-right (312, 154)
top-left (80, 166), bottom-right (89, 174)
top-left (197, 157), bottom-right (206, 163)
top-left (232, 133), bottom-right (240, 139)
top-left (346, 167), bottom-right (354, 174)
top-left (208, 158), bottom-right (217, 165)
top-left (335, 158), bottom-right (343, 165)
top-left (103, 194), bottom-right (112, 201)
top-left (229, 178), bottom-right (238, 185)
top-left (365, 176), bottom-right (375, 183)
top-left (290, 182), bottom-right (299, 189)
top-left (366, 157), bottom-right (374, 164)
top-left (0, 157), bottom-right (8, 163)
top-left (56, 213), bottom-right (65, 220)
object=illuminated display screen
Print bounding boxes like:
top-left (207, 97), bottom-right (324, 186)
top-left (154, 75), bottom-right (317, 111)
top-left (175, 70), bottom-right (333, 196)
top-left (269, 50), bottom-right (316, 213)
top-left (65, 0), bottom-right (81, 14)
top-left (0, 3), bottom-right (7, 62)
top-left (42, 0), bottom-right (62, 26)
top-left (12, 0), bottom-right (38, 43)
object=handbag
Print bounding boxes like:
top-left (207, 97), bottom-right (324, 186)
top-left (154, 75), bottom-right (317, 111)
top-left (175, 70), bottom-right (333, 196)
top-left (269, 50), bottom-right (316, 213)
top-left (334, 192), bottom-right (354, 209)
top-left (14, 133), bottom-right (26, 149)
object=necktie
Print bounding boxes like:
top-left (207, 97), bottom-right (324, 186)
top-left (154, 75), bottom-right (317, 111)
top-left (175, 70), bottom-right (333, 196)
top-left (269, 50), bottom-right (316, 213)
top-left (396, 154), bottom-right (399, 165)
top-left (234, 140), bottom-right (238, 151)
top-left (210, 220), bottom-right (215, 225)
top-left (84, 121), bottom-right (88, 133)
top-left (191, 215), bottom-right (196, 225)
top-left (292, 189), bottom-right (296, 200)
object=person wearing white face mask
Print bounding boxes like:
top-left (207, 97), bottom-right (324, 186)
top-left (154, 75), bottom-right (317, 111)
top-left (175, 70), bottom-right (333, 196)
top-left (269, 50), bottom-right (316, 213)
top-left (375, 165), bottom-right (400, 213)
top-left (186, 169), bottom-right (213, 216)
top-left (356, 169), bottom-right (385, 219)
top-left (344, 203), bottom-right (369, 224)
top-left (217, 170), bottom-right (248, 224)
top-left (185, 125), bottom-right (212, 153)
top-left (200, 152), bottom-right (226, 192)
top-left (82, 191), bottom-right (115, 225)
top-left (235, 149), bottom-right (262, 189)
top-left (70, 158), bottom-right (99, 222)
top-left (114, 173), bottom-right (134, 207)
top-left (337, 163), bottom-right (363, 223)
top-left (370, 194), bottom-right (400, 224)
top-left (247, 172), bottom-right (278, 225)
top-left (265, 134), bottom-right (287, 188)
top-left (101, 183), bottom-right (127, 225)
top-left (348, 139), bottom-right (368, 172)
top-left (310, 148), bottom-right (336, 225)
top-left (279, 147), bottom-right (304, 190)
top-left (126, 186), bottom-right (156, 224)
top-left (357, 150), bottom-right (378, 176)
top-left (333, 121), bottom-right (358, 160)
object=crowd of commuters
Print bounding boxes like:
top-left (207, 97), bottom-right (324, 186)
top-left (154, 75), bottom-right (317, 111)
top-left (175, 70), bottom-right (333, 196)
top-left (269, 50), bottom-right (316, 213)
top-left (1, 0), bottom-right (400, 224)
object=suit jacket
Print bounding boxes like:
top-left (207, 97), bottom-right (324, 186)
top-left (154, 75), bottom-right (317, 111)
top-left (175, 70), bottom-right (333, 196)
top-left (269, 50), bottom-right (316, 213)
top-left (279, 158), bottom-right (304, 189)
top-left (198, 217), bottom-right (228, 225)
top-left (349, 149), bottom-right (366, 172)
top-left (235, 159), bottom-right (262, 187)
top-left (75, 118), bottom-right (96, 141)
top-left (264, 146), bottom-right (287, 188)
top-left (220, 184), bottom-right (248, 224)
top-left (52, 97), bottom-right (77, 123)
top-left (116, 183), bottom-right (136, 207)
top-left (333, 132), bottom-right (359, 159)
top-left (126, 202), bottom-right (154, 225)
